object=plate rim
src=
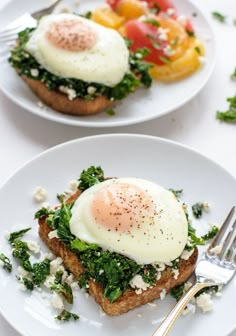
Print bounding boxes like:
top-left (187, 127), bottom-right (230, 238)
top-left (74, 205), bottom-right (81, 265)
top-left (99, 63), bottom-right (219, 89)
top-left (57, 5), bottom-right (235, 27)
top-left (0, 133), bottom-right (235, 336)
top-left (0, 0), bottom-right (216, 128)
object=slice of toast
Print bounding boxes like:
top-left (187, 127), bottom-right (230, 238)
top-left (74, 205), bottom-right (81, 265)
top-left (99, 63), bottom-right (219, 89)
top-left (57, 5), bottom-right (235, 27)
top-left (23, 75), bottom-right (115, 116)
top-left (38, 190), bottom-right (198, 316)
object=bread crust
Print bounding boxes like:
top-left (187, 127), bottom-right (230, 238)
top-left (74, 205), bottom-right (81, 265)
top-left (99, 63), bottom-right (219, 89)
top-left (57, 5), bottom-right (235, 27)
top-left (22, 75), bottom-right (114, 116)
top-left (38, 191), bottom-right (198, 316)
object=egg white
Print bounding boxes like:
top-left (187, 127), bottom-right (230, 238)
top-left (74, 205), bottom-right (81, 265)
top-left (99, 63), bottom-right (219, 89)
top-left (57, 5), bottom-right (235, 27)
top-left (25, 14), bottom-right (130, 87)
top-left (69, 178), bottom-right (188, 264)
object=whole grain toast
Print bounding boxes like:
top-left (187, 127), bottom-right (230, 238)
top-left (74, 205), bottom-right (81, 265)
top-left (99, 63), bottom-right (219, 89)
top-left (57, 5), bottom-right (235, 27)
top-left (38, 190), bottom-right (198, 316)
top-left (23, 75), bottom-right (114, 116)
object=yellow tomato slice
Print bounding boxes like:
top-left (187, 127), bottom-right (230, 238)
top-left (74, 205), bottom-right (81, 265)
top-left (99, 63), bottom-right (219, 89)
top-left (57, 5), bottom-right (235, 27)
top-left (149, 38), bottom-right (205, 82)
top-left (91, 7), bottom-right (125, 29)
top-left (116, 0), bottom-right (148, 20)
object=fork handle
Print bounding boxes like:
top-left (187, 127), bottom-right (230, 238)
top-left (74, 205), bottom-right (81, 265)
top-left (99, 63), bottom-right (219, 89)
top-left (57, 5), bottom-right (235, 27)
top-left (152, 282), bottom-right (210, 336)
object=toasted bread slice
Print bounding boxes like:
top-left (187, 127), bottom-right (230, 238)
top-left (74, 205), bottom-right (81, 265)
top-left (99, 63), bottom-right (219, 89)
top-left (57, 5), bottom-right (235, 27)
top-left (38, 190), bottom-right (198, 316)
top-left (22, 75), bottom-right (115, 116)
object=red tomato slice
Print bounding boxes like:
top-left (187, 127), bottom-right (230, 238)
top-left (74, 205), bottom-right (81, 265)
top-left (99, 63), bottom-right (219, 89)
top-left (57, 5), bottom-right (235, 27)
top-left (125, 20), bottom-right (169, 65)
top-left (185, 18), bottom-right (194, 34)
top-left (142, 0), bottom-right (176, 12)
top-left (106, 0), bottom-right (122, 10)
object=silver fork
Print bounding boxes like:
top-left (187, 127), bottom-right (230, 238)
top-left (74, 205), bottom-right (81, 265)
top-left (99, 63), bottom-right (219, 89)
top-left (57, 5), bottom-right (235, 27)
top-left (0, 0), bottom-right (62, 48)
top-left (153, 206), bottom-right (236, 336)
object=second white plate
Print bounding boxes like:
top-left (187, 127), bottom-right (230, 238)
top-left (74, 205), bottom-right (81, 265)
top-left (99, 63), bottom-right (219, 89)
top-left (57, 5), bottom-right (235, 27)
top-left (0, 0), bottom-right (215, 127)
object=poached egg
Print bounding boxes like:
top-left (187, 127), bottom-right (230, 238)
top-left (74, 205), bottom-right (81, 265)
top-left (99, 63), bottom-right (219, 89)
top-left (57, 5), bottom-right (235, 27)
top-left (25, 14), bottom-right (130, 87)
top-left (70, 178), bottom-right (188, 264)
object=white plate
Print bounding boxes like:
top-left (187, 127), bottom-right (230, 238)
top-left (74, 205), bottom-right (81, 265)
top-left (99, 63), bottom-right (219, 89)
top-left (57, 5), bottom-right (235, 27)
top-left (0, 0), bottom-right (215, 127)
top-left (0, 134), bottom-right (235, 336)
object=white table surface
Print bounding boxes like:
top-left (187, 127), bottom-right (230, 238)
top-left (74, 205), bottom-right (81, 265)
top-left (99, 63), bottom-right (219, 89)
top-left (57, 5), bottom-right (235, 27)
top-left (0, 0), bottom-right (235, 335)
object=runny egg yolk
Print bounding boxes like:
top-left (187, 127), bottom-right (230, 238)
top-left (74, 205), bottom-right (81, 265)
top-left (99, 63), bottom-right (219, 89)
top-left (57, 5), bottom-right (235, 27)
top-left (45, 19), bottom-right (97, 52)
top-left (91, 182), bottom-right (155, 233)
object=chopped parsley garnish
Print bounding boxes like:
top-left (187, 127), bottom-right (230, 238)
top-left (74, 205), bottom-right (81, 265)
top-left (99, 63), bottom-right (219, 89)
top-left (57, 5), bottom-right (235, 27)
top-left (144, 19), bottom-right (160, 27)
top-left (194, 46), bottom-right (201, 55)
top-left (106, 108), bottom-right (116, 116)
top-left (171, 36), bottom-right (179, 46)
top-left (11, 240), bottom-right (32, 272)
top-left (8, 228), bottom-right (31, 244)
top-left (78, 166), bottom-right (105, 191)
top-left (0, 253), bottom-right (12, 272)
top-left (150, 4), bottom-right (161, 14)
top-left (51, 281), bottom-right (73, 304)
top-left (21, 277), bottom-right (34, 291)
top-left (137, 265), bottom-right (158, 286)
top-left (217, 95), bottom-right (236, 122)
top-left (9, 28), bottom-right (152, 102)
top-left (212, 11), bottom-right (227, 23)
top-left (201, 225), bottom-right (219, 241)
top-left (159, 56), bottom-right (171, 64)
top-left (32, 259), bottom-right (50, 286)
top-left (55, 310), bottom-right (79, 322)
top-left (186, 30), bottom-right (195, 37)
top-left (170, 283), bottom-right (185, 301)
top-left (169, 189), bottom-right (183, 198)
top-left (192, 202), bottom-right (207, 218)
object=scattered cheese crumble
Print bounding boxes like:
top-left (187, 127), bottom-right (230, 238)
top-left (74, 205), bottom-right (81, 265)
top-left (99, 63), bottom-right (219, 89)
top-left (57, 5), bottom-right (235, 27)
top-left (48, 230), bottom-right (59, 240)
top-left (129, 274), bottom-right (151, 294)
top-left (160, 289), bottom-right (167, 300)
top-left (51, 292), bottom-right (64, 310)
top-left (196, 293), bottom-right (213, 312)
top-left (181, 248), bottom-right (194, 260)
top-left (50, 257), bottom-right (63, 274)
top-left (33, 187), bottom-right (47, 203)
top-left (59, 86), bottom-right (77, 100)
top-left (210, 245), bottom-right (222, 255)
top-left (30, 69), bottom-right (39, 77)
top-left (69, 180), bottom-right (78, 191)
top-left (27, 241), bottom-right (40, 254)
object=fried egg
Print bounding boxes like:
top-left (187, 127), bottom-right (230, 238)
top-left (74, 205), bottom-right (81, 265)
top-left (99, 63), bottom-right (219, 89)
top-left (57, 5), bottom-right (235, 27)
top-left (70, 178), bottom-right (188, 264)
top-left (25, 14), bottom-right (129, 87)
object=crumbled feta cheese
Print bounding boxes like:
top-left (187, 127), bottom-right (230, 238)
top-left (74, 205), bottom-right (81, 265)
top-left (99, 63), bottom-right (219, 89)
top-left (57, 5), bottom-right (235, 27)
top-left (27, 241), bottom-right (40, 254)
top-left (65, 274), bottom-right (74, 285)
top-left (71, 282), bottom-right (79, 289)
top-left (60, 7), bottom-right (71, 13)
top-left (184, 281), bottom-right (193, 291)
top-left (48, 230), bottom-right (59, 240)
top-left (203, 202), bottom-right (210, 210)
top-left (37, 101), bottom-right (46, 109)
top-left (210, 245), bottom-right (222, 255)
top-left (51, 293), bottom-right (64, 310)
top-left (166, 8), bottom-right (175, 16)
top-left (215, 292), bottom-right (222, 297)
top-left (87, 86), bottom-right (97, 95)
top-left (177, 15), bottom-right (187, 26)
top-left (19, 284), bottom-right (27, 291)
top-left (18, 266), bottom-right (29, 277)
top-left (33, 187), bottom-right (47, 203)
top-left (156, 272), bottom-right (161, 281)
top-left (157, 27), bottom-right (169, 41)
top-left (163, 45), bottom-right (175, 56)
top-left (44, 252), bottom-right (55, 261)
top-left (110, 97), bottom-right (115, 101)
top-left (50, 257), bottom-right (63, 274)
top-left (198, 56), bottom-right (206, 64)
top-left (69, 180), bottom-right (78, 191)
top-left (156, 262), bottom-right (166, 271)
top-left (59, 86), bottom-right (77, 100)
top-left (196, 293), bottom-right (213, 312)
top-left (172, 269), bottom-right (179, 280)
top-left (147, 302), bottom-right (157, 307)
top-left (30, 69), bottom-right (39, 77)
top-left (99, 269), bottom-right (104, 275)
top-left (181, 248), bottom-right (194, 260)
top-left (182, 307), bottom-right (190, 316)
top-left (160, 289), bottom-right (166, 300)
top-left (44, 275), bottom-right (56, 289)
top-left (42, 202), bottom-right (50, 210)
top-left (74, 0), bottom-right (81, 6)
top-left (129, 274), bottom-right (151, 293)
top-left (135, 53), bottom-right (143, 59)
top-left (99, 308), bottom-right (107, 316)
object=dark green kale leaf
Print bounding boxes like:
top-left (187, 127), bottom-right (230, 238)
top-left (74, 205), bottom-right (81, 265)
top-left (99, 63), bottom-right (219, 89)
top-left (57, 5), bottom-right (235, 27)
top-left (34, 207), bottom-right (51, 219)
top-left (12, 240), bottom-right (32, 272)
top-left (201, 225), bottom-right (219, 241)
top-left (79, 249), bottom-right (140, 303)
top-left (0, 253), bottom-right (12, 272)
top-left (21, 277), bottom-right (34, 291)
top-left (138, 265), bottom-right (157, 286)
top-left (51, 282), bottom-right (73, 304)
top-left (32, 259), bottom-right (50, 286)
top-left (217, 95), bottom-right (236, 122)
top-left (170, 283), bottom-right (185, 301)
top-left (71, 239), bottom-right (98, 252)
top-left (57, 203), bottom-right (75, 245)
top-left (8, 228), bottom-right (31, 244)
top-left (55, 310), bottom-right (79, 322)
top-left (78, 166), bottom-right (105, 191)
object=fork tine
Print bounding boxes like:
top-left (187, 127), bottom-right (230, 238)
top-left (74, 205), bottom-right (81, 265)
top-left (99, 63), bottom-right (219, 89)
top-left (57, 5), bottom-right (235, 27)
top-left (207, 206), bottom-right (235, 252)
top-left (0, 34), bottom-right (18, 44)
top-left (225, 233), bottom-right (236, 263)
top-left (219, 219), bottom-right (236, 260)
